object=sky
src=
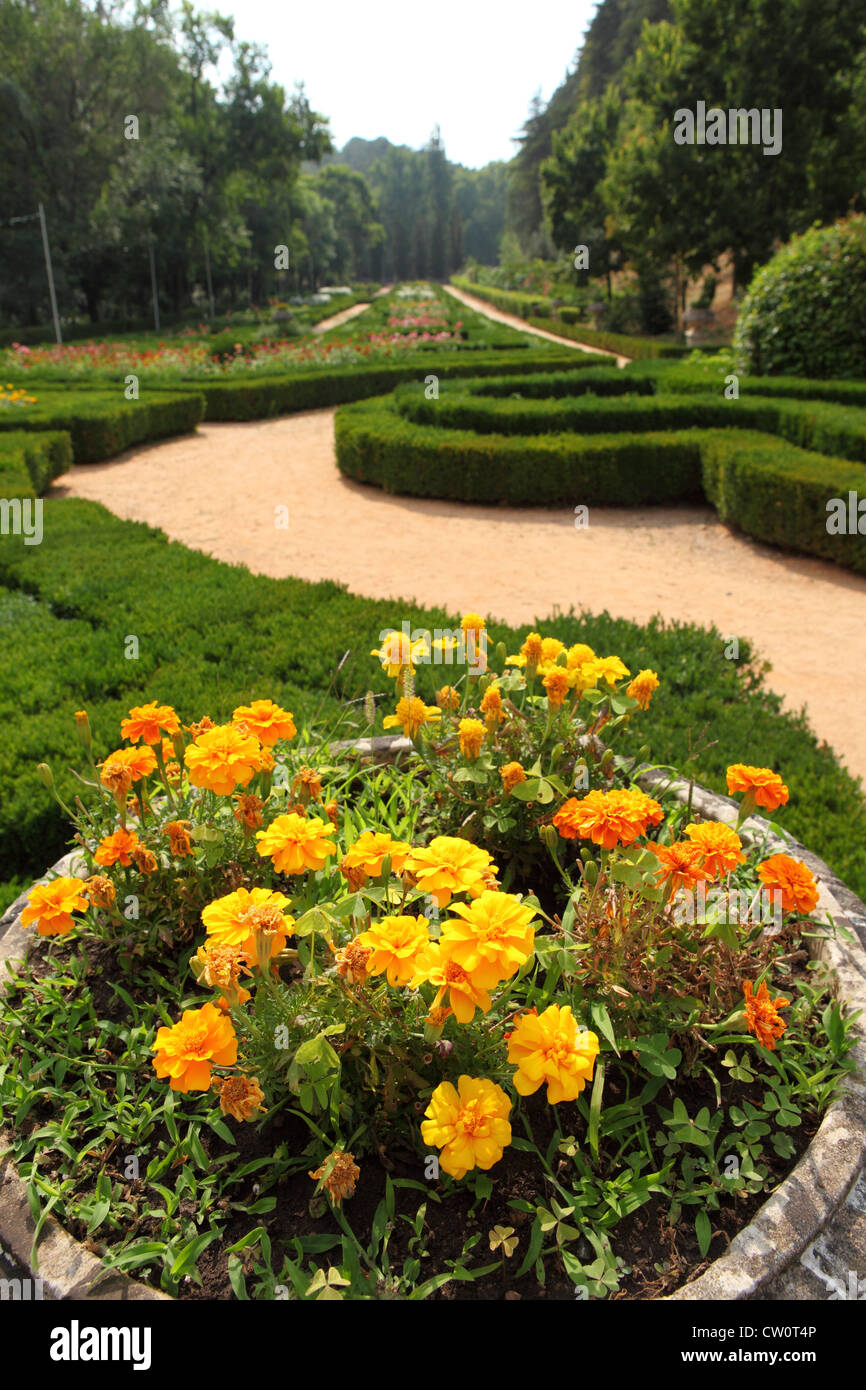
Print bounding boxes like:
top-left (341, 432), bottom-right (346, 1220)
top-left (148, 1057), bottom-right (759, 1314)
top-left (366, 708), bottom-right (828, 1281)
top-left (213, 0), bottom-right (599, 168)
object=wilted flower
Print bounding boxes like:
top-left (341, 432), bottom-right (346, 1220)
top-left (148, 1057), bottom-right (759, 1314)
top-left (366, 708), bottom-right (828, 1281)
top-left (163, 820), bottom-right (193, 858)
top-left (309, 1151), bottom-right (360, 1206)
top-left (233, 793), bottom-right (264, 830)
top-left (213, 1074), bottom-right (266, 1121)
top-left (84, 875), bottom-right (116, 911)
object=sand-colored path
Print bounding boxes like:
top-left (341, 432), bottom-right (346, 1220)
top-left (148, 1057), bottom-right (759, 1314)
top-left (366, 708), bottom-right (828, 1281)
top-left (311, 302), bottom-right (371, 334)
top-left (56, 408), bottom-right (866, 783)
top-left (443, 283), bottom-right (629, 366)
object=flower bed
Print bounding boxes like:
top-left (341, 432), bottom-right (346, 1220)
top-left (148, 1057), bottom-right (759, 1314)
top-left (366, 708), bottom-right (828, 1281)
top-left (1, 617), bottom-right (861, 1300)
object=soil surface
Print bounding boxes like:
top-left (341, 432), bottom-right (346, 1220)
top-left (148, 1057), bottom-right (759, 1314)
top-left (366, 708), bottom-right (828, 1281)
top-left (56, 409), bottom-right (866, 783)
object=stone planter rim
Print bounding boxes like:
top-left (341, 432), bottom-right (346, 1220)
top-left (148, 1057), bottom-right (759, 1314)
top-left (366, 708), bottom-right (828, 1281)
top-left (2, 738), bottom-right (864, 1301)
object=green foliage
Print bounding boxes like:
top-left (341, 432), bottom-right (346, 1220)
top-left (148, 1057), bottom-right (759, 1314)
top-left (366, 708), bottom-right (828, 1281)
top-left (733, 216), bottom-right (866, 379)
top-left (0, 390), bottom-right (203, 464)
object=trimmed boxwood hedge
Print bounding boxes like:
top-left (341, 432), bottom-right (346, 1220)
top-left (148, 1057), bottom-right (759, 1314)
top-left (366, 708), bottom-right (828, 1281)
top-left (0, 430), bottom-right (72, 498)
top-left (0, 390), bottom-right (204, 464)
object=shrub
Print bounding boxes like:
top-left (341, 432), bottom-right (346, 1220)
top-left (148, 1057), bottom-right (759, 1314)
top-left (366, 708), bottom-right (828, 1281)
top-left (0, 430), bottom-right (71, 496)
top-left (0, 390), bottom-right (204, 464)
top-left (733, 215), bottom-right (866, 378)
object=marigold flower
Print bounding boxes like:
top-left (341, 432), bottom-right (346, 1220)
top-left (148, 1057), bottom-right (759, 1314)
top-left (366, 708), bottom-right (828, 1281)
top-left (421, 1076), bottom-right (512, 1180)
top-left (371, 631), bottom-right (429, 681)
top-left (458, 717), bottom-right (486, 759)
top-left (21, 876), bottom-right (87, 937)
top-left (256, 812), bottom-right (336, 874)
top-left (742, 978), bottom-right (789, 1051)
top-left (334, 938), bottom-right (373, 985)
top-left (383, 696), bottom-right (441, 739)
top-left (129, 844), bottom-right (156, 874)
top-left (214, 1074), bottom-right (266, 1122)
top-left (757, 855), bottom-right (820, 915)
top-left (480, 684), bottom-right (505, 729)
top-left (163, 820), bottom-right (193, 858)
top-left (425, 1004), bottom-right (453, 1030)
top-left (501, 761), bottom-right (527, 793)
top-left (415, 941), bottom-right (492, 1023)
top-left (436, 685), bottom-right (461, 711)
top-left (726, 764), bottom-right (789, 813)
top-left (405, 837), bottom-right (499, 908)
top-left (233, 793), bottom-right (264, 830)
top-left (232, 699), bottom-right (296, 746)
top-left (507, 1004), bottom-right (599, 1104)
top-left (441, 890), bottom-right (536, 988)
top-left (583, 655), bottom-right (631, 687)
top-left (325, 798), bottom-right (339, 826)
top-left (540, 637), bottom-right (565, 664)
top-left (542, 668), bottom-right (571, 707)
top-left (100, 746), bottom-right (157, 796)
top-left (460, 612), bottom-right (486, 637)
top-left (566, 643), bottom-right (596, 670)
top-left (292, 766), bottom-right (322, 804)
top-left (683, 821), bottom-right (745, 878)
top-left (94, 827), bottom-right (141, 867)
top-left (152, 1002), bottom-right (238, 1092)
top-left (520, 632), bottom-right (543, 666)
top-left (355, 915), bottom-right (430, 986)
top-left (627, 669), bottom-right (660, 710)
top-left (186, 715), bottom-right (215, 740)
top-left (193, 942), bottom-right (251, 1007)
top-left (120, 702), bottom-right (180, 746)
top-left (650, 841), bottom-right (714, 895)
top-left (309, 1151), bottom-right (360, 1206)
top-left (84, 875), bottom-right (116, 911)
top-left (185, 724), bottom-right (262, 796)
top-left (340, 831), bottom-right (412, 889)
top-left (202, 886), bottom-right (294, 959)
top-left (553, 788), bottom-right (663, 849)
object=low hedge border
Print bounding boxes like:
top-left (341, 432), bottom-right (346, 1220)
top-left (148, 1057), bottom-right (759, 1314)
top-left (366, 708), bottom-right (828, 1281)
top-left (0, 431), bottom-right (72, 500)
top-left (334, 394), bottom-right (866, 572)
top-left (0, 390), bottom-right (204, 465)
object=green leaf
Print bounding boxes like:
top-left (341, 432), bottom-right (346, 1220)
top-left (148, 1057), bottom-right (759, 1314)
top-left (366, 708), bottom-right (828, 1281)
top-left (590, 1001), bottom-right (619, 1056)
top-left (695, 1209), bottom-right (712, 1258)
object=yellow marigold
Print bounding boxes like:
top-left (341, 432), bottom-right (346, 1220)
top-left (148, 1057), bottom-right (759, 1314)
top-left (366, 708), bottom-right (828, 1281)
top-left (566, 643), bottom-right (596, 670)
top-left (540, 637), bottom-right (565, 664)
top-left (355, 915), bottom-right (431, 986)
top-left (192, 942), bottom-right (251, 1008)
top-left (232, 699), bottom-right (297, 746)
top-left (120, 702), bottom-right (180, 746)
top-left (371, 631), bottom-right (429, 681)
top-left (542, 667), bottom-right (571, 708)
top-left (383, 696), bottom-right (441, 739)
top-left (583, 655), bottom-right (631, 687)
top-left (436, 685), bottom-right (461, 711)
top-left (458, 717), bottom-right (486, 759)
top-left (742, 978), bottom-right (789, 1051)
top-left (84, 875), bottom-right (116, 911)
top-left (684, 821), bottom-right (745, 878)
top-left (202, 886), bottom-right (294, 958)
top-left (100, 746), bottom-right (157, 795)
top-left (461, 612), bottom-right (486, 637)
top-left (131, 846), bottom-right (158, 875)
top-left (184, 724), bottom-right (262, 796)
top-left (480, 685), bottom-right (505, 729)
top-left (292, 766), bottom-right (323, 804)
top-left (501, 761), bottom-right (527, 793)
top-left (340, 831), bottom-right (411, 888)
top-left (405, 836), bottom-right (499, 908)
top-left (94, 827), bottom-right (140, 867)
top-left (726, 764), bottom-right (789, 813)
top-left (163, 819), bottom-right (193, 858)
top-left (757, 855), bottom-right (820, 915)
top-left (627, 669), bottom-right (660, 710)
top-left (421, 1076), bottom-right (512, 1180)
top-left (255, 812), bottom-right (337, 874)
top-left (441, 890), bottom-right (536, 988)
top-left (214, 1074), bottom-right (266, 1121)
top-left (553, 788), bottom-right (663, 849)
top-left (309, 1151), bottom-right (360, 1206)
top-left (507, 1004), bottom-right (599, 1104)
top-left (334, 939), bottom-right (373, 986)
top-left (521, 632), bottom-right (543, 665)
top-left (415, 941), bottom-right (492, 1023)
top-left (152, 1003), bottom-right (238, 1092)
top-left (650, 841), bottom-right (714, 895)
top-left (21, 876), bottom-right (87, 937)
top-left (233, 793), bottom-right (264, 830)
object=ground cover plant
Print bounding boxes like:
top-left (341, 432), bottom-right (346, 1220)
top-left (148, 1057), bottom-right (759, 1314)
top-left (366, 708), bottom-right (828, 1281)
top-left (1, 618), bottom-right (857, 1300)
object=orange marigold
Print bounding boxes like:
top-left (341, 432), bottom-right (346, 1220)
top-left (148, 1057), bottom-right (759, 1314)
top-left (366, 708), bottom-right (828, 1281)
top-left (542, 668), bottom-right (571, 708)
top-left (650, 841), bottom-right (714, 895)
top-left (184, 724), bottom-right (262, 795)
top-left (436, 685), bottom-right (461, 711)
top-left (626, 669), bottom-right (660, 710)
top-left (255, 812), bottom-right (337, 874)
top-left (726, 764), bottom-right (789, 813)
top-left (309, 1151), bottom-right (360, 1206)
top-left (232, 699), bottom-right (297, 746)
top-left (152, 1003), bottom-right (238, 1092)
top-left (100, 745), bottom-right (157, 795)
top-left (340, 831), bottom-right (411, 888)
top-left (355, 915), bottom-right (431, 986)
top-left (21, 876), bottom-right (87, 937)
top-left (480, 685), bottom-right (505, 729)
top-left (404, 837), bottom-right (499, 908)
top-left (683, 821), bottom-right (745, 878)
top-left (742, 978), bottom-right (789, 1051)
top-left (501, 762), bottom-right (527, 793)
top-left (757, 854), bottom-right (820, 915)
top-left (120, 702), bottom-right (180, 746)
top-left (458, 718), bottom-right (486, 759)
top-left (94, 827), bottom-right (140, 867)
top-left (553, 788), bottom-right (663, 849)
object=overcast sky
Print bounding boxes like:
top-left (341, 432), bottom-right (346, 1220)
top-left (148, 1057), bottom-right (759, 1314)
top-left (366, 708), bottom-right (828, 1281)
top-left (213, 0), bottom-right (598, 168)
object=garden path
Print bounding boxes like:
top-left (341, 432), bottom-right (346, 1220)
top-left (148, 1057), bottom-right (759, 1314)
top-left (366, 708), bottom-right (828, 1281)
top-left (311, 301), bottom-right (372, 334)
top-left (442, 284), bottom-right (629, 365)
top-left (57, 407), bottom-right (866, 782)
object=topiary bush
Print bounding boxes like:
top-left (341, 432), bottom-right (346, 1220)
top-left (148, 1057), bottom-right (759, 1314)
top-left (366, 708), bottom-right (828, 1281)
top-left (733, 215), bottom-right (866, 379)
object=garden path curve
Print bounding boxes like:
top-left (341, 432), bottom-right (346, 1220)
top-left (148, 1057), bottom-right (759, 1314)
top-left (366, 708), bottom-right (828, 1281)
top-left (55, 407), bottom-right (866, 782)
top-left (442, 283), bottom-right (629, 364)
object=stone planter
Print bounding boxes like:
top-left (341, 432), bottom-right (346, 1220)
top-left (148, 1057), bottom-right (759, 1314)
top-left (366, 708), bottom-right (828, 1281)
top-left (2, 743), bottom-right (864, 1301)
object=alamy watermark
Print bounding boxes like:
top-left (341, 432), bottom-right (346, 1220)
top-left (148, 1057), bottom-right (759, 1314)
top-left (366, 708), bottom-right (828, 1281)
top-left (673, 102), bottom-right (782, 156)
top-left (0, 497), bottom-right (42, 545)
top-left (377, 620), bottom-right (487, 676)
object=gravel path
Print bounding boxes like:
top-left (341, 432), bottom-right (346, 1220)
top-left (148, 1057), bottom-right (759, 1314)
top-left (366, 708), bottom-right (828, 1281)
top-left (443, 283), bottom-right (629, 365)
top-left (56, 406), bottom-right (866, 783)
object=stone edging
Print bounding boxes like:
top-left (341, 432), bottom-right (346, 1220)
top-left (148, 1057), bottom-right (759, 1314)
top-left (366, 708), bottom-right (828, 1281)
top-left (1, 745), bottom-right (864, 1301)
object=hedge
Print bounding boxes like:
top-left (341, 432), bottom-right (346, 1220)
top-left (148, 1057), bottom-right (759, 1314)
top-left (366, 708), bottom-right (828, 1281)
top-left (2, 498), bottom-right (864, 910)
top-left (0, 430), bottom-right (72, 497)
top-left (0, 389), bottom-right (204, 464)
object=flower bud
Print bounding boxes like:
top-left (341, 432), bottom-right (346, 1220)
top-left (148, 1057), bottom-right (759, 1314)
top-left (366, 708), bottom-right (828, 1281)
top-left (539, 824), bottom-right (559, 854)
top-left (583, 859), bottom-right (599, 886)
top-left (495, 641), bottom-right (507, 669)
top-left (364, 691), bottom-right (376, 725)
top-left (37, 762), bottom-right (54, 789)
top-left (637, 745), bottom-right (651, 763)
top-left (171, 730), bottom-right (186, 761)
top-left (73, 709), bottom-right (92, 751)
